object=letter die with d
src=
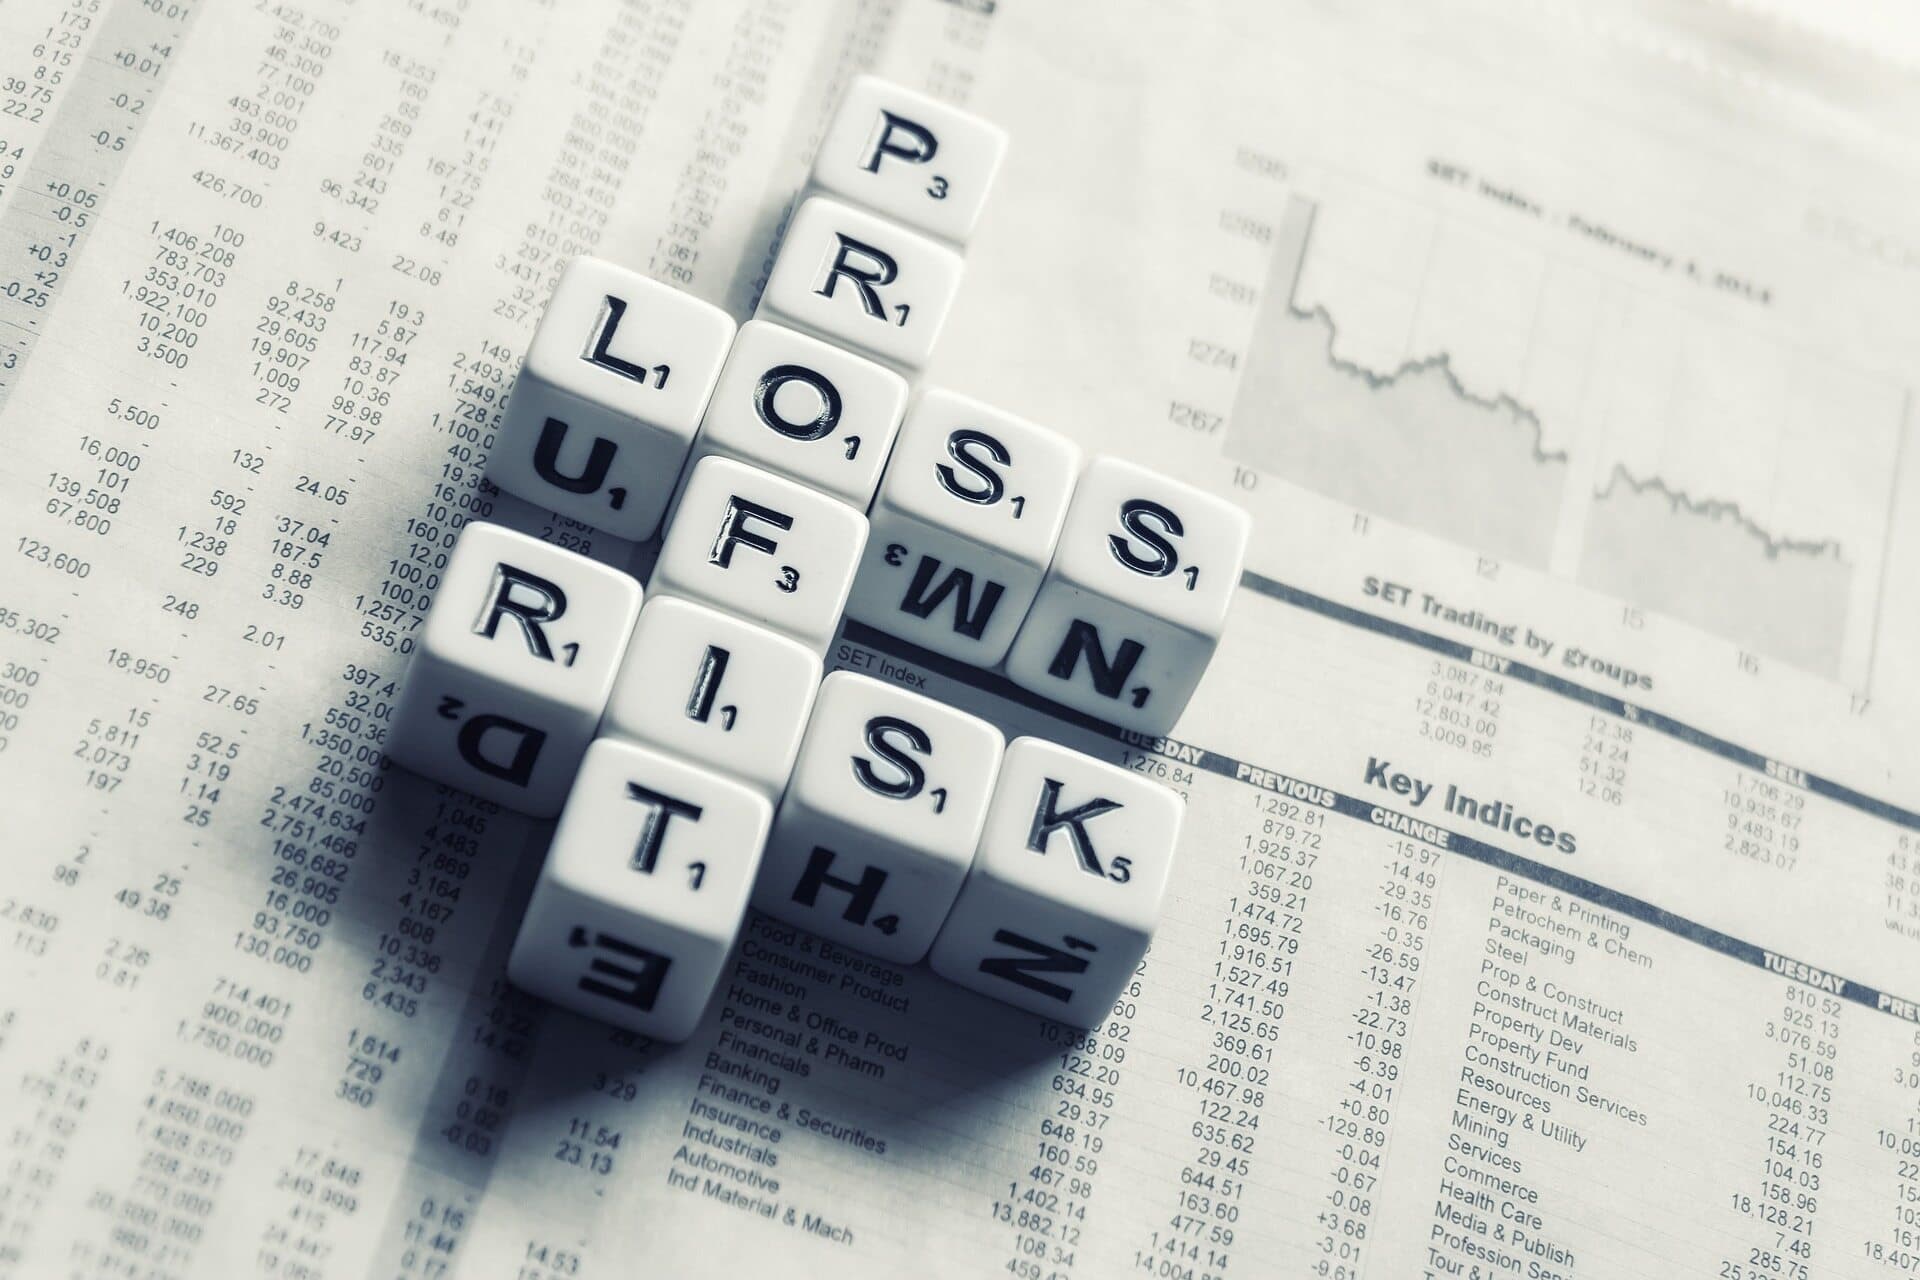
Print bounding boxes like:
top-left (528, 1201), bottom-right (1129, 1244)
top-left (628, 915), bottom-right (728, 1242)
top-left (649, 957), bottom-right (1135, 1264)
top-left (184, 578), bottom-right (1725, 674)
top-left (846, 390), bottom-right (1079, 667)
top-left (386, 522), bottom-right (642, 817)
top-left (929, 737), bottom-right (1182, 1027)
top-left (489, 256), bottom-right (736, 542)
top-left (755, 672), bottom-right (1003, 964)
top-left (509, 739), bottom-right (772, 1042)
top-left (1005, 459), bottom-right (1250, 735)
top-left (810, 74), bottom-right (1008, 245)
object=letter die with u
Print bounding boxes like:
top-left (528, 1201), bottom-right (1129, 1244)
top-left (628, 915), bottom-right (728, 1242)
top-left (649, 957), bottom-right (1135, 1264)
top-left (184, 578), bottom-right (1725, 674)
top-left (509, 739), bottom-right (772, 1042)
top-left (754, 672), bottom-right (1003, 964)
top-left (489, 256), bottom-right (736, 541)
top-left (1005, 458), bottom-right (1250, 735)
top-left (847, 390), bottom-right (1079, 667)
top-left (929, 737), bottom-right (1182, 1027)
top-left (386, 522), bottom-right (642, 817)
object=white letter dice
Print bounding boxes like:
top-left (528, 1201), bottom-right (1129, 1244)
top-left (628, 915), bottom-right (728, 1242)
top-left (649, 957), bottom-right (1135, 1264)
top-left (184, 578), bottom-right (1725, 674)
top-left (929, 738), bottom-right (1182, 1027)
top-left (600, 595), bottom-right (822, 799)
top-left (509, 739), bottom-right (772, 1042)
top-left (688, 319), bottom-right (907, 508)
top-left (755, 672), bottom-right (1003, 964)
top-left (387, 522), bottom-right (642, 817)
top-left (490, 256), bottom-right (736, 541)
top-left (651, 455), bottom-right (868, 653)
top-left (848, 390), bottom-right (1080, 667)
top-left (760, 196), bottom-right (962, 369)
top-left (1006, 459), bottom-right (1250, 734)
top-left (810, 74), bottom-right (1008, 244)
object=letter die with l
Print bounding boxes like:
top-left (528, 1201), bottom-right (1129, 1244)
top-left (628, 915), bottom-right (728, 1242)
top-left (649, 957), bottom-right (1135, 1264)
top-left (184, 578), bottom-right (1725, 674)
top-left (810, 74), bottom-right (1008, 245)
top-left (386, 522), bottom-right (642, 817)
top-left (929, 737), bottom-right (1182, 1027)
top-left (755, 672), bottom-right (1003, 964)
top-left (489, 256), bottom-right (736, 541)
top-left (1005, 458), bottom-right (1250, 735)
top-left (846, 390), bottom-right (1079, 667)
top-left (509, 739), bottom-right (772, 1041)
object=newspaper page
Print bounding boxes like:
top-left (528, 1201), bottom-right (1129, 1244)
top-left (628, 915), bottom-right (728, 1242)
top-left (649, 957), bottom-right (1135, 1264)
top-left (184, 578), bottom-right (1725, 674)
top-left (2, 0), bottom-right (1918, 1276)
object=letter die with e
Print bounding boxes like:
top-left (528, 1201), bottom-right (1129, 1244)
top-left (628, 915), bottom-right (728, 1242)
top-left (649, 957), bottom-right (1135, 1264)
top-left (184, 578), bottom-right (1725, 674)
top-left (599, 596), bottom-right (822, 800)
top-left (686, 319), bottom-right (907, 509)
top-left (509, 739), bottom-right (772, 1042)
top-left (489, 256), bottom-right (736, 541)
top-left (810, 74), bottom-right (1008, 245)
top-left (929, 737), bottom-right (1182, 1027)
top-left (1005, 459), bottom-right (1250, 735)
top-left (386, 522), bottom-right (642, 817)
top-left (651, 455), bottom-right (868, 654)
top-left (759, 196), bottom-right (963, 370)
top-left (846, 390), bottom-right (1080, 667)
top-left (755, 672), bottom-right (1003, 964)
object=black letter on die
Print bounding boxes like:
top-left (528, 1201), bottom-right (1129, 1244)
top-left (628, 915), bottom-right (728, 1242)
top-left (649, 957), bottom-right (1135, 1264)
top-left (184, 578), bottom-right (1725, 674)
top-left (685, 645), bottom-right (730, 723)
top-left (791, 846), bottom-right (889, 930)
top-left (1028, 778), bottom-right (1123, 878)
top-left (455, 713), bottom-right (546, 787)
top-left (898, 555), bottom-right (1004, 640)
top-left (582, 295), bottom-right (653, 383)
top-left (861, 110), bottom-right (938, 174)
top-left (625, 782), bottom-right (703, 875)
top-left (710, 496), bottom-right (793, 568)
top-left (755, 364), bottom-right (842, 441)
top-left (532, 417), bottom-right (618, 495)
top-left (852, 715), bottom-right (929, 801)
top-left (473, 563), bottom-right (567, 662)
top-left (815, 234), bottom-right (897, 320)
top-left (568, 927), bottom-right (672, 1012)
top-left (1047, 619), bottom-right (1146, 703)
top-left (1108, 498), bottom-right (1183, 578)
top-left (977, 929), bottom-right (1097, 1004)
top-left (936, 429), bottom-right (1009, 505)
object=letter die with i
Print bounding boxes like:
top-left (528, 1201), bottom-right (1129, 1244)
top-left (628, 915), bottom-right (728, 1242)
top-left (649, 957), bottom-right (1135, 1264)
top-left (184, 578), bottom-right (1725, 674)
top-left (650, 455), bottom-right (868, 654)
top-left (929, 737), bottom-right (1182, 1027)
top-left (489, 256), bottom-right (736, 542)
top-left (755, 672), bottom-right (1003, 964)
top-left (1005, 459), bottom-right (1250, 735)
top-left (846, 390), bottom-right (1080, 667)
top-left (759, 196), bottom-right (963, 370)
top-left (386, 522), bottom-right (643, 817)
top-left (509, 739), bottom-right (772, 1042)
top-left (599, 595), bottom-right (822, 800)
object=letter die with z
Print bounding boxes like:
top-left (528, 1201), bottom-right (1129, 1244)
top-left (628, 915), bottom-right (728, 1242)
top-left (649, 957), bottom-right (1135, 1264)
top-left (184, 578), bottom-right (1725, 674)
top-left (489, 256), bottom-right (736, 541)
top-left (847, 390), bottom-right (1080, 667)
top-left (810, 74), bottom-right (1008, 245)
top-left (686, 319), bottom-right (908, 509)
top-left (651, 455), bottom-right (868, 654)
top-left (1005, 459), bottom-right (1250, 735)
top-left (509, 739), bottom-right (772, 1042)
top-left (755, 672), bottom-right (1003, 964)
top-left (759, 196), bottom-right (963, 370)
top-left (929, 737), bottom-right (1182, 1027)
top-left (386, 522), bottom-right (642, 817)
top-left (599, 595), bottom-right (822, 800)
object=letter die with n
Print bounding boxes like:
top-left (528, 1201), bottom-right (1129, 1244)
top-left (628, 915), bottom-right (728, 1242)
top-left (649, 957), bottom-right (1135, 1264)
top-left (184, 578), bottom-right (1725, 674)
top-left (509, 739), bottom-right (772, 1041)
top-left (755, 672), bottom-right (1003, 964)
top-left (929, 737), bottom-right (1182, 1027)
top-left (847, 390), bottom-right (1079, 667)
top-left (386, 522), bottom-right (642, 816)
top-left (1005, 458), bottom-right (1250, 735)
top-left (489, 256), bottom-right (736, 542)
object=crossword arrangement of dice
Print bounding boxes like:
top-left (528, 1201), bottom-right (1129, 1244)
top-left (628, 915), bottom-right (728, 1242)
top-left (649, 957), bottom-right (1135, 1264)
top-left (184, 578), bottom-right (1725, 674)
top-left (386, 77), bottom-right (1250, 1039)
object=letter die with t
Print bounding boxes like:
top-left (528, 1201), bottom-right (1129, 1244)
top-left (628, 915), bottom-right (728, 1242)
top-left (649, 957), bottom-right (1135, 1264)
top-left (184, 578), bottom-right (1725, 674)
top-left (759, 196), bottom-right (963, 370)
top-left (650, 455), bottom-right (868, 653)
top-left (755, 672), bottom-right (1003, 964)
top-left (847, 390), bottom-right (1080, 667)
top-left (508, 739), bottom-right (772, 1041)
top-left (489, 256), bottom-right (736, 541)
top-left (687, 319), bottom-right (907, 509)
top-left (386, 522), bottom-right (642, 817)
top-left (600, 596), bottom-right (822, 800)
top-left (810, 75), bottom-right (1008, 244)
top-left (929, 737), bottom-right (1182, 1027)
top-left (1005, 459), bottom-right (1250, 735)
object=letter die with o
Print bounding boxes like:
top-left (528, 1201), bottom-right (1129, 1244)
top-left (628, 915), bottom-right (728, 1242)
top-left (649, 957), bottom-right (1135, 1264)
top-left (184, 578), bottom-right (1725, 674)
top-left (509, 739), bottom-right (772, 1042)
top-left (759, 196), bottom-right (963, 370)
top-left (1005, 459), bottom-right (1250, 735)
top-left (846, 390), bottom-right (1080, 667)
top-left (386, 522), bottom-right (642, 817)
top-left (755, 672), bottom-right (1003, 964)
top-left (929, 737), bottom-right (1182, 1027)
top-left (810, 74), bottom-right (1008, 245)
top-left (650, 455), bottom-right (868, 654)
top-left (489, 256), bottom-right (736, 542)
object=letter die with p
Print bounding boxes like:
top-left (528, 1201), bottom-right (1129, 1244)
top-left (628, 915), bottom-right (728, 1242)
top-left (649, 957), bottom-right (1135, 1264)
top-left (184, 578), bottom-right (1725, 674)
top-left (929, 737), bottom-right (1182, 1027)
top-left (810, 74), bottom-right (1008, 245)
top-left (386, 522), bottom-right (643, 817)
